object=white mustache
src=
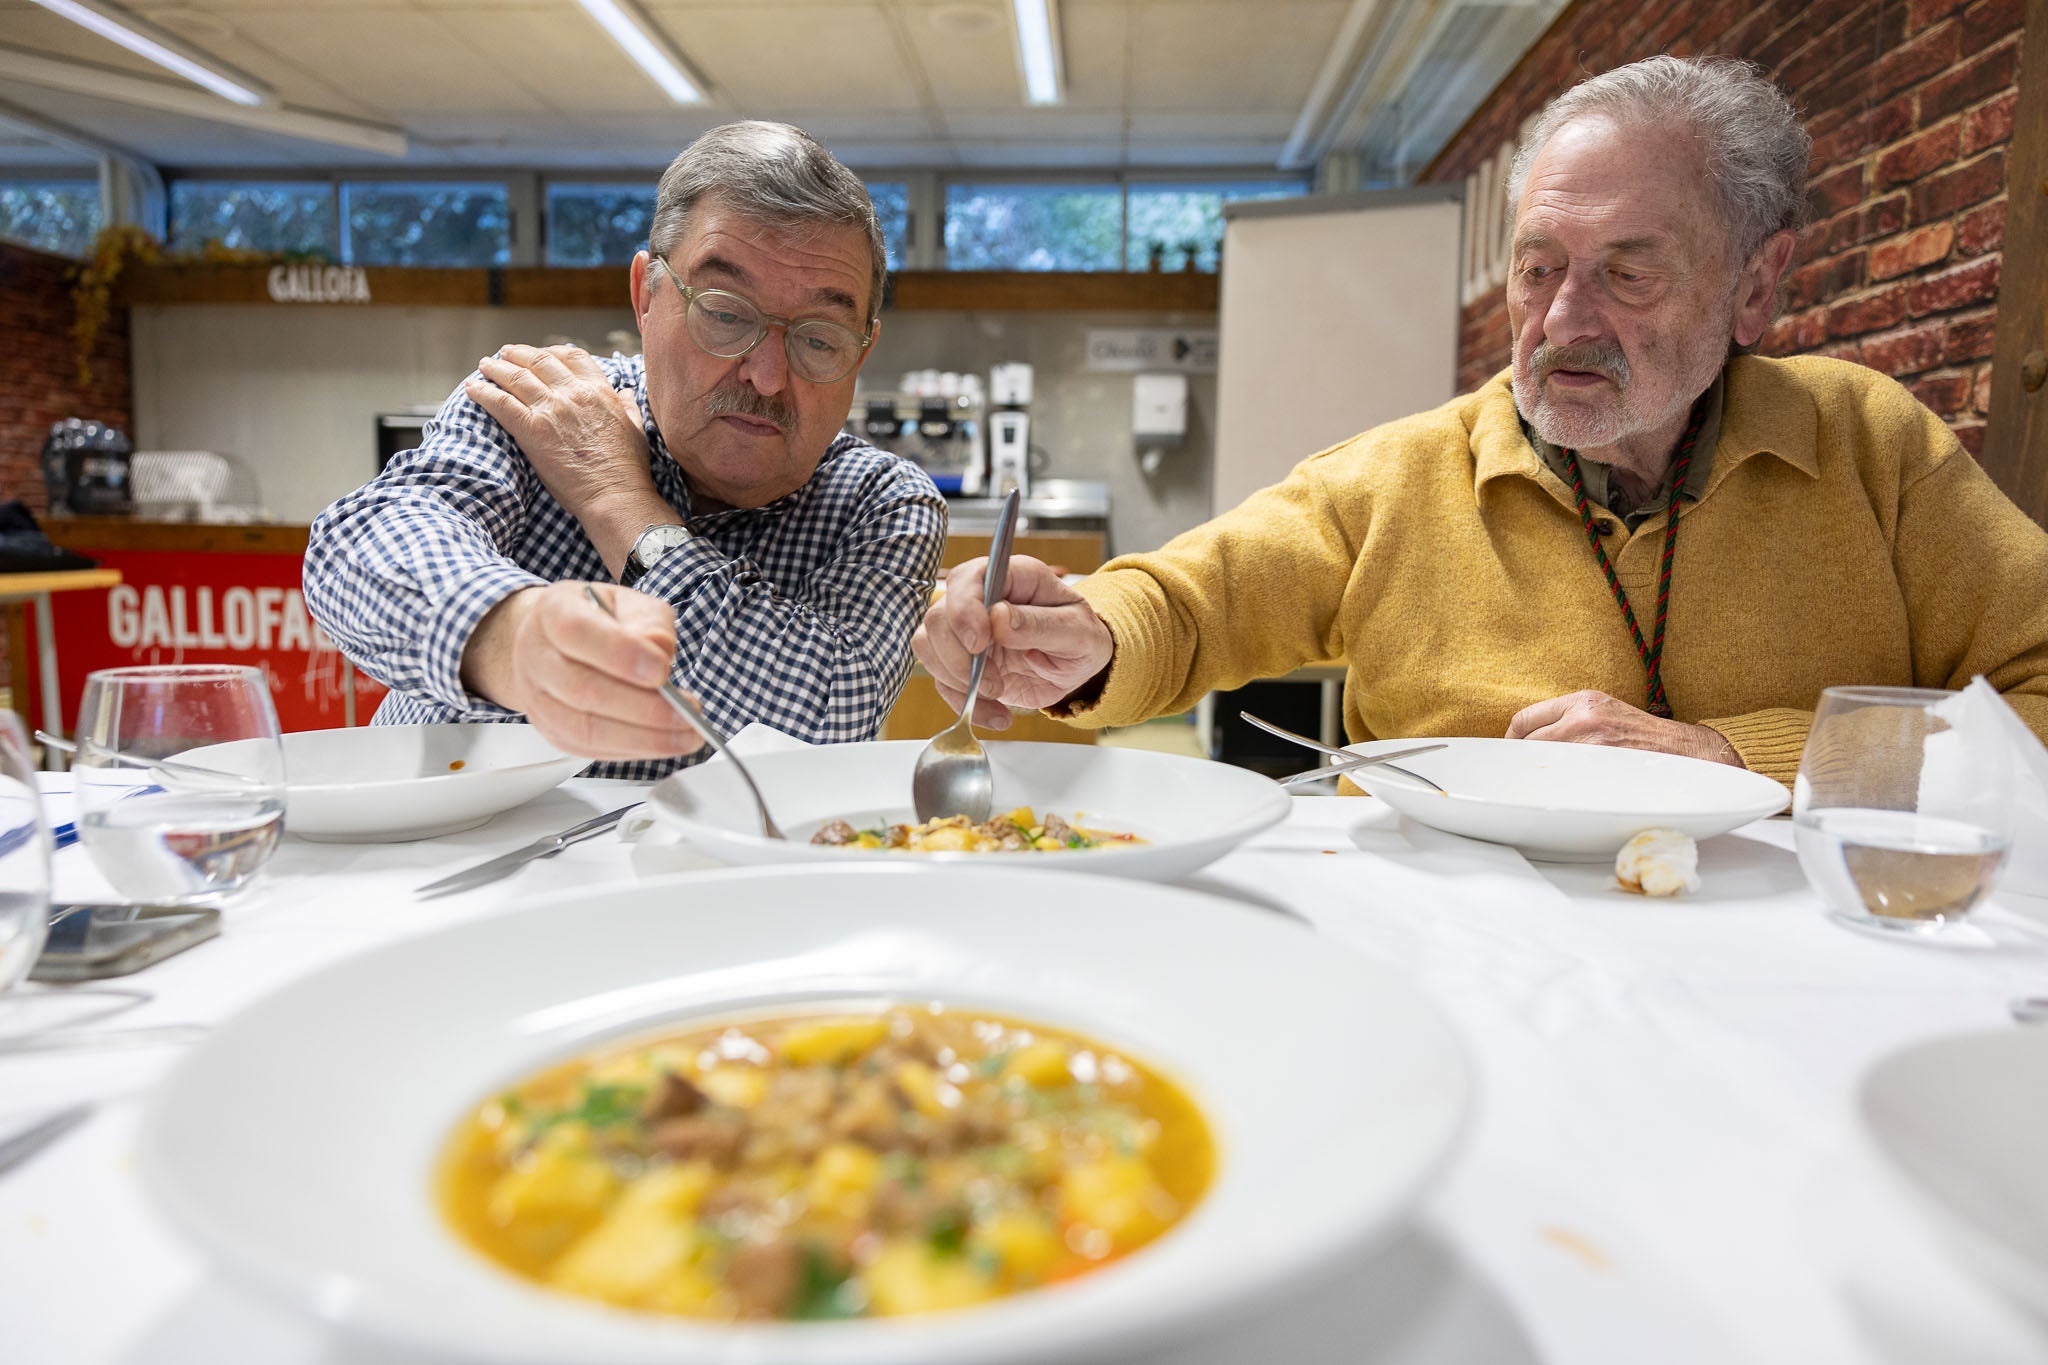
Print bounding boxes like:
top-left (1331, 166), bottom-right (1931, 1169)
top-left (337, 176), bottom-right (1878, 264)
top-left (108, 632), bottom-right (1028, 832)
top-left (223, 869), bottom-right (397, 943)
top-left (1534, 342), bottom-right (1630, 386)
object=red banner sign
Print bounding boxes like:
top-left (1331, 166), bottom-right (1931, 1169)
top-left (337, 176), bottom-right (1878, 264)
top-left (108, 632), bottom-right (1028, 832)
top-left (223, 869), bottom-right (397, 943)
top-left (29, 547), bottom-right (389, 733)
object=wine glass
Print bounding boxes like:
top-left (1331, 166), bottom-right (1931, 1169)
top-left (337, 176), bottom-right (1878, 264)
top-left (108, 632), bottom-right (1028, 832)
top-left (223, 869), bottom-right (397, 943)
top-left (71, 665), bottom-right (286, 906)
top-left (0, 711), bottom-right (51, 989)
top-left (1793, 685), bottom-right (2014, 941)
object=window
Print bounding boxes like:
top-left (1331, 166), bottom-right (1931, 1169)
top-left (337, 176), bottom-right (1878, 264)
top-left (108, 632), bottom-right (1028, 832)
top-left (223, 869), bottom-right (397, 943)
top-left (0, 179), bottom-right (101, 257)
top-left (944, 182), bottom-right (1123, 271)
top-left (1125, 180), bottom-right (1305, 271)
top-left (546, 182), bottom-right (654, 267)
top-left (865, 181), bottom-right (909, 269)
top-left (341, 182), bottom-right (509, 267)
top-left (169, 180), bottom-right (336, 257)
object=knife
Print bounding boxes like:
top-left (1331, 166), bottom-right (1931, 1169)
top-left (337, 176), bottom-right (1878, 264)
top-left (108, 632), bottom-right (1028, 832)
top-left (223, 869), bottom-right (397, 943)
top-left (414, 803), bottom-right (641, 899)
top-left (0, 1103), bottom-right (92, 1181)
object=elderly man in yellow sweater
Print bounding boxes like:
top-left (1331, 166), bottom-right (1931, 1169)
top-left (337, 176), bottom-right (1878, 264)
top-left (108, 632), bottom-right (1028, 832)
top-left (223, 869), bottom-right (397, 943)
top-left (913, 55), bottom-right (2048, 791)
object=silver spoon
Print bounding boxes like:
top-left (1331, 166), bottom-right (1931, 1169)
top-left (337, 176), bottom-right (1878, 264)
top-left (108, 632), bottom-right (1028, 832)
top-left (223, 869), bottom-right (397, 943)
top-left (581, 584), bottom-right (784, 840)
top-left (36, 732), bottom-right (265, 790)
top-left (1238, 712), bottom-right (1449, 794)
top-left (913, 488), bottom-right (1022, 824)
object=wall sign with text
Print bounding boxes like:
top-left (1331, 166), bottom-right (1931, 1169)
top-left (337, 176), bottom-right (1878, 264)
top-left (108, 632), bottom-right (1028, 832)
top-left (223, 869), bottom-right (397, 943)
top-left (1083, 328), bottom-right (1219, 373)
top-left (32, 547), bottom-right (388, 733)
top-left (267, 264), bottom-right (372, 304)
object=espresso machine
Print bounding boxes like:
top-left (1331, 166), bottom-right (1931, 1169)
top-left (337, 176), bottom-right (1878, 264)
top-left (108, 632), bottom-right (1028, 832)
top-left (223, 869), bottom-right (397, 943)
top-left (851, 373), bottom-right (985, 494)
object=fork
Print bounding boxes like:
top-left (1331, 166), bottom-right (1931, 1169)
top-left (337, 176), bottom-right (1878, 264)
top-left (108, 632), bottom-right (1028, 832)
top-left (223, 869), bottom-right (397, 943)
top-left (1239, 712), bottom-right (1449, 794)
top-left (581, 584), bottom-right (784, 839)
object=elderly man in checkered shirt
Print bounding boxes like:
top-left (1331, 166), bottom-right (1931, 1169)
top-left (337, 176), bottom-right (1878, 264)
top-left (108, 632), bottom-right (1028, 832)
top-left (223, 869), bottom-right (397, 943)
top-left (306, 123), bottom-right (947, 780)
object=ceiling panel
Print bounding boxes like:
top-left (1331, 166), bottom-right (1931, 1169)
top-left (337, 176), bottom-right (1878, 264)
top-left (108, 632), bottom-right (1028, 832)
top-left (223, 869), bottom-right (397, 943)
top-left (224, 8), bottom-right (551, 114)
top-left (1059, 1), bottom-right (1128, 110)
top-left (436, 8), bottom-right (680, 117)
top-left (0, 7), bottom-right (175, 76)
top-left (1127, 1), bottom-right (1347, 111)
top-left (894, 1), bottom-right (1023, 111)
top-left (644, 4), bottom-right (925, 113)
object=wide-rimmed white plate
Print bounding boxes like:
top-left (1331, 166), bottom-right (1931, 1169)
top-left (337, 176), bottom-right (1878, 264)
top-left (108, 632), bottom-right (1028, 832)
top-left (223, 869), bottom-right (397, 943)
top-left (648, 741), bottom-right (1290, 882)
top-left (139, 866), bottom-right (1469, 1365)
top-left (196, 723), bottom-right (586, 841)
top-left (1340, 737), bottom-right (1789, 861)
top-left (1861, 1027), bottom-right (2048, 1321)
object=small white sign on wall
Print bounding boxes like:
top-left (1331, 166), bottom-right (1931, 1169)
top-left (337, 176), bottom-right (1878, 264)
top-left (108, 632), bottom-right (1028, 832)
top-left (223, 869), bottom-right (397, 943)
top-left (1084, 328), bottom-right (1218, 373)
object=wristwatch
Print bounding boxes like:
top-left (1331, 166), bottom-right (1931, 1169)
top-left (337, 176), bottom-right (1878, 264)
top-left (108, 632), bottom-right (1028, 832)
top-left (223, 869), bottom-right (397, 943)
top-left (619, 522), bottom-right (692, 588)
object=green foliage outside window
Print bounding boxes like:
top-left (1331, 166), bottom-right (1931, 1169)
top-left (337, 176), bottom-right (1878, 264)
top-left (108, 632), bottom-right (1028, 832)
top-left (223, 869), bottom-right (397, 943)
top-left (865, 182), bottom-right (909, 269)
top-left (944, 183), bottom-right (1123, 271)
top-left (169, 181), bottom-right (336, 257)
top-left (343, 183), bottom-right (509, 267)
top-left (1125, 182), bottom-right (1303, 271)
top-left (546, 183), bottom-right (653, 267)
top-left (0, 181), bottom-right (101, 258)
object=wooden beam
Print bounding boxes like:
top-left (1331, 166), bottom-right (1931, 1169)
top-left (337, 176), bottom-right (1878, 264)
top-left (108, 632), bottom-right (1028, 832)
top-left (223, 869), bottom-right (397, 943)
top-left (44, 517), bottom-right (310, 555)
top-left (1982, 0), bottom-right (2048, 524)
top-left (889, 271), bottom-right (1218, 312)
top-left (120, 266), bottom-right (1220, 314)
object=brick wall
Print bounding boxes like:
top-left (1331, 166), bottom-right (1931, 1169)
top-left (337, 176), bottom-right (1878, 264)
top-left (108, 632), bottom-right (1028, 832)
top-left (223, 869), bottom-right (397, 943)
top-left (1424, 0), bottom-right (2026, 456)
top-left (0, 237), bottom-right (131, 689)
top-left (0, 237), bottom-right (132, 512)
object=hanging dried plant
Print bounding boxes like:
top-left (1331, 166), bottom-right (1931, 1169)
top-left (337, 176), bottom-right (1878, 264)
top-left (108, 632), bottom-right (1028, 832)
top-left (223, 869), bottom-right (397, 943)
top-left (69, 224), bottom-right (160, 389)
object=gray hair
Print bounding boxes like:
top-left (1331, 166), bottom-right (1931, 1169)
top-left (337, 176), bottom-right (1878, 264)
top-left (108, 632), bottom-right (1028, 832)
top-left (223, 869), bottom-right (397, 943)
top-left (648, 121), bottom-right (886, 323)
top-left (1506, 56), bottom-right (1812, 265)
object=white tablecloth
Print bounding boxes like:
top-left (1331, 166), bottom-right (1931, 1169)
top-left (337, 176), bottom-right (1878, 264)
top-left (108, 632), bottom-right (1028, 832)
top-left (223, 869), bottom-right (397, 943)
top-left (5, 776), bottom-right (2048, 1365)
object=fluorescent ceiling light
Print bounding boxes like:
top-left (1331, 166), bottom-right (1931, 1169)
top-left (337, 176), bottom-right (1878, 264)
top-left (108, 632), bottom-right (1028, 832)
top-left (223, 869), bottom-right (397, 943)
top-left (26, 0), bottom-right (271, 107)
top-left (1011, 0), bottom-right (1064, 105)
top-left (574, 0), bottom-right (708, 105)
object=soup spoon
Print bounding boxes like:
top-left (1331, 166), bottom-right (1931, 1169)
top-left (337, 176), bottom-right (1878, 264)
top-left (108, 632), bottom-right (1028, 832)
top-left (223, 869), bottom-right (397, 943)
top-left (581, 585), bottom-right (784, 840)
top-left (913, 489), bottom-right (1021, 824)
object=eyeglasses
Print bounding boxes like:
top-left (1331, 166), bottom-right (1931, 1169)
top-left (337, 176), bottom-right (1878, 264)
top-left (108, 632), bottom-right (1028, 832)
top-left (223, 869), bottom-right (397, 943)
top-left (655, 256), bottom-right (873, 384)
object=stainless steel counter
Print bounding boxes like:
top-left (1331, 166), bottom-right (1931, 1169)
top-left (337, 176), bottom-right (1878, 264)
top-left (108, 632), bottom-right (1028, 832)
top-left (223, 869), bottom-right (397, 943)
top-left (945, 479), bottom-right (1110, 537)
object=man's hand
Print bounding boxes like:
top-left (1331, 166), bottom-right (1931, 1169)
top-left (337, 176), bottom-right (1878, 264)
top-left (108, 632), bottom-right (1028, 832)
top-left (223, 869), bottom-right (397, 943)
top-left (1506, 689), bottom-right (1741, 765)
top-left (461, 581), bottom-right (704, 761)
top-left (466, 345), bottom-right (668, 566)
top-left (911, 555), bottom-right (1114, 729)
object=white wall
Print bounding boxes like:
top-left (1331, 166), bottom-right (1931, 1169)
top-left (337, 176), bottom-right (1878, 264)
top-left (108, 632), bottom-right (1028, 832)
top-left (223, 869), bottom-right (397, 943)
top-left (862, 310), bottom-right (1218, 558)
top-left (130, 302), bottom-right (1220, 555)
top-left (131, 304), bottom-right (640, 523)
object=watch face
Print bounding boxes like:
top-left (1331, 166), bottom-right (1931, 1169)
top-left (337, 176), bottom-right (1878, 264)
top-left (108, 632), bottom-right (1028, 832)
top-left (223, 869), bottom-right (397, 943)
top-left (635, 524), bottom-right (690, 566)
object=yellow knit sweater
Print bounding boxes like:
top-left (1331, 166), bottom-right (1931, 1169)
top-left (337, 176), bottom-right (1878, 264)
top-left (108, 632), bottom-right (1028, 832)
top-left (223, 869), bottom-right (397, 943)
top-left (1061, 356), bottom-right (2048, 789)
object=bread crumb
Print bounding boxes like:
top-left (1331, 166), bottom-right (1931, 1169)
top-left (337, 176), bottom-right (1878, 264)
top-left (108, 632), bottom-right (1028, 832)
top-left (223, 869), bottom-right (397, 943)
top-left (1615, 828), bottom-right (1700, 896)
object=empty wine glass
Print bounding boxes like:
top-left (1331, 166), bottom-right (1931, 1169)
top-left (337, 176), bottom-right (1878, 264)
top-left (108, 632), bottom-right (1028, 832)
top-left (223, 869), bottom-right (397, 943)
top-left (1793, 685), bottom-right (2014, 941)
top-left (0, 711), bottom-right (51, 989)
top-left (72, 666), bottom-right (286, 906)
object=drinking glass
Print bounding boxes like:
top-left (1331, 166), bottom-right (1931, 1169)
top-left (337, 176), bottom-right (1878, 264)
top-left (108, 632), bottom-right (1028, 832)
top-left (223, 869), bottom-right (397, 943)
top-left (0, 712), bottom-right (51, 989)
top-left (72, 665), bottom-right (285, 905)
top-left (1793, 685), bottom-right (2013, 941)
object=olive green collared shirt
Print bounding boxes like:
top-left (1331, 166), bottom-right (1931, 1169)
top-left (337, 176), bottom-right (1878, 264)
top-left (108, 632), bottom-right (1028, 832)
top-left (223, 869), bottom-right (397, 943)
top-left (1525, 372), bottom-right (1727, 530)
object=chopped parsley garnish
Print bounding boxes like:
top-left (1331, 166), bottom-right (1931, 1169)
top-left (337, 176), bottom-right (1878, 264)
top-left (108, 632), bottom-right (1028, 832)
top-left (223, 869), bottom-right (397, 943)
top-left (787, 1244), bottom-right (861, 1320)
top-left (925, 1207), bottom-right (968, 1257)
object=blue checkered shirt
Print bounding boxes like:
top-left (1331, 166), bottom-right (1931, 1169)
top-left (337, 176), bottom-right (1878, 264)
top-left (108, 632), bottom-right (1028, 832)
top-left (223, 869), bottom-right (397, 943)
top-left (304, 353), bottom-right (947, 780)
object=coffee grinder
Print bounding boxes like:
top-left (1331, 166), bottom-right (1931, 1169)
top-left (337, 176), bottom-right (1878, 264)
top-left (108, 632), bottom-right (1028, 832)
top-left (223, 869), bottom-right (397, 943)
top-left (987, 362), bottom-right (1034, 499)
